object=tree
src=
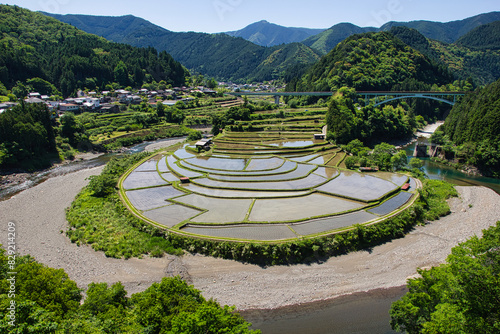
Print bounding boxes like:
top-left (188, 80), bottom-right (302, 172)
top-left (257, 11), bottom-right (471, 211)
top-left (26, 77), bottom-right (60, 96)
top-left (114, 61), bottom-right (130, 87)
top-left (170, 303), bottom-right (258, 334)
top-left (342, 139), bottom-right (369, 156)
top-left (86, 174), bottom-right (117, 197)
top-left (344, 156), bottom-right (358, 169)
top-left (390, 221), bottom-right (500, 333)
top-left (130, 277), bottom-right (207, 333)
top-left (156, 101), bottom-right (165, 118)
top-left (60, 112), bottom-right (85, 146)
top-left (325, 98), bottom-right (354, 144)
top-left (206, 78), bottom-right (217, 89)
top-left (391, 150), bottom-right (408, 170)
top-left (371, 143), bottom-right (397, 170)
top-left (409, 158), bottom-right (423, 170)
top-left (9, 261), bottom-right (82, 320)
top-left (430, 130), bottom-right (446, 145)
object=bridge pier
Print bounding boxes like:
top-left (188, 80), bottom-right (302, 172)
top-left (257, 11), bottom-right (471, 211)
top-left (274, 95), bottom-right (280, 105)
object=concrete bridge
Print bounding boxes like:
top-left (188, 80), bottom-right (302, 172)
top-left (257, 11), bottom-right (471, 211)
top-left (228, 91), bottom-right (466, 106)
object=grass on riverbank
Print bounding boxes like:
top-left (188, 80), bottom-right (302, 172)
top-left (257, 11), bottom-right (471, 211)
top-left (65, 152), bottom-right (183, 259)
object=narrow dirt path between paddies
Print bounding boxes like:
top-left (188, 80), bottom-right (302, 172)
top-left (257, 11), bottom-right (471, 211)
top-left (1, 164), bottom-right (499, 310)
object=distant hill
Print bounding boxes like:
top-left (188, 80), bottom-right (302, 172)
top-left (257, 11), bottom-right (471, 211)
top-left (224, 20), bottom-right (324, 47)
top-left (0, 5), bottom-right (188, 96)
top-left (380, 12), bottom-right (500, 44)
top-left (291, 31), bottom-right (454, 92)
top-left (303, 12), bottom-right (500, 55)
top-left (388, 25), bottom-right (500, 86)
top-left (44, 13), bottom-right (321, 82)
top-left (456, 20), bottom-right (500, 50)
top-left (301, 23), bottom-right (377, 55)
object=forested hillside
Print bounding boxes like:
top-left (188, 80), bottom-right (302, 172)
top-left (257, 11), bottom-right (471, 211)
top-left (302, 12), bottom-right (500, 55)
top-left (440, 79), bottom-right (500, 177)
top-left (45, 12), bottom-right (321, 82)
top-left (290, 31), bottom-right (454, 92)
top-left (388, 25), bottom-right (500, 86)
top-left (379, 12), bottom-right (500, 44)
top-left (456, 20), bottom-right (500, 50)
top-left (301, 23), bottom-right (376, 55)
top-left (390, 221), bottom-right (500, 333)
top-left (0, 103), bottom-right (57, 169)
top-left (0, 5), bottom-right (188, 97)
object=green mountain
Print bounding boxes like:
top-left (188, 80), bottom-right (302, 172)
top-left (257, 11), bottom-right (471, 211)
top-left (382, 25), bottom-right (500, 86)
top-left (380, 12), bottom-right (500, 43)
top-left (302, 23), bottom-right (377, 55)
top-left (43, 13), bottom-right (321, 82)
top-left (444, 79), bottom-right (500, 145)
top-left (225, 20), bottom-right (325, 47)
top-left (291, 31), bottom-right (454, 92)
top-left (303, 12), bottom-right (500, 55)
top-left (0, 5), bottom-right (188, 96)
top-left (456, 20), bottom-right (500, 50)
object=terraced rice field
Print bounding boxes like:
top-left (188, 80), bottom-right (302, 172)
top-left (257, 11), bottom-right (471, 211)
top-left (120, 129), bottom-right (419, 242)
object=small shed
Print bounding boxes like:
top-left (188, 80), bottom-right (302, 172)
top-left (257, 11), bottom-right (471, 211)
top-left (314, 134), bottom-right (325, 140)
top-left (359, 167), bottom-right (379, 172)
top-left (195, 138), bottom-right (213, 151)
top-left (180, 177), bottom-right (190, 184)
top-left (401, 183), bottom-right (411, 191)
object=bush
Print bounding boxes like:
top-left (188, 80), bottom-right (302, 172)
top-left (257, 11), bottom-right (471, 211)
top-left (188, 130), bottom-right (202, 141)
top-left (344, 156), bottom-right (358, 169)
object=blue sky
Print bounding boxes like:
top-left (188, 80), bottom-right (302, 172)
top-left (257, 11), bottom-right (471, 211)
top-left (4, 0), bottom-right (499, 33)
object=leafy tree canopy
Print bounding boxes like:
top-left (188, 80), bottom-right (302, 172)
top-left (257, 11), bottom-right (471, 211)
top-left (0, 248), bottom-right (259, 333)
top-left (390, 221), bottom-right (500, 333)
top-left (0, 5), bottom-right (188, 97)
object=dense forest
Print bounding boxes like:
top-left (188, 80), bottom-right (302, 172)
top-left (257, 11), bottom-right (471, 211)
top-left (391, 24), bottom-right (500, 86)
top-left (0, 103), bottom-right (58, 169)
top-left (288, 31), bottom-right (454, 92)
top-left (456, 20), bottom-right (500, 50)
top-left (323, 87), bottom-right (421, 145)
top-left (390, 221), bottom-right (500, 333)
top-left (438, 78), bottom-right (500, 177)
top-left (45, 12), bottom-right (321, 83)
top-left (0, 248), bottom-right (258, 333)
top-left (0, 5), bottom-right (188, 97)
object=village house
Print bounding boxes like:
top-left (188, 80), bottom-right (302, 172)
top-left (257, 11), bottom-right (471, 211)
top-left (59, 103), bottom-right (80, 112)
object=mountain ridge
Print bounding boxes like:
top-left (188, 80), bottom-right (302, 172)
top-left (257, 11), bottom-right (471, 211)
top-left (43, 11), bottom-right (500, 83)
top-left (304, 11), bottom-right (500, 54)
top-left (224, 20), bottom-right (325, 47)
top-left (44, 12), bottom-right (321, 82)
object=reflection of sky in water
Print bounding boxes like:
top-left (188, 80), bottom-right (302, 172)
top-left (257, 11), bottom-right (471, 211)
top-left (184, 157), bottom-right (248, 171)
top-left (268, 140), bottom-right (317, 148)
top-left (317, 172), bottom-right (398, 201)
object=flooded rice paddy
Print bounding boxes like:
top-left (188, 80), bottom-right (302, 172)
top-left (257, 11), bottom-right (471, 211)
top-left (120, 132), bottom-right (418, 241)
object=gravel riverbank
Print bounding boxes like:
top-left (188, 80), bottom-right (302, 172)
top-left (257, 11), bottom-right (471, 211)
top-left (1, 166), bottom-right (499, 310)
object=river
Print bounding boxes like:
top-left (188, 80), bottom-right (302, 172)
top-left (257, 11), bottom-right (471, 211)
top-left (0, 136), bottom-right (187, 201)
top-left (404, 140), bottom-right (500, 195)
